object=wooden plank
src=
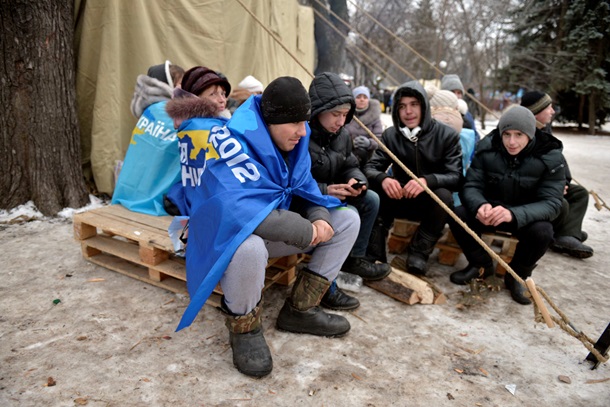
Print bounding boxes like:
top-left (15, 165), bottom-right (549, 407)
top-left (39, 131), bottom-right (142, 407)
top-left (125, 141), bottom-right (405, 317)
top-left (74, 210), bottom-right (173, 252)
top-left (85, 252), bottom-right (188, 295)
top-left (100, 204), bottom-right (173, 230)
top-left (81, 235), bottom-right (186, 281)
top-left (73, 221), bottom-right (97, 240)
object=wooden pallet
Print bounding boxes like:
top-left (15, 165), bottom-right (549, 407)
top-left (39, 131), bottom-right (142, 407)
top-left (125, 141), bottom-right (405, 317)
top-left (73, 205), bottom-right (298, 307)
top-left (388, 219), bottom-right (518, 275)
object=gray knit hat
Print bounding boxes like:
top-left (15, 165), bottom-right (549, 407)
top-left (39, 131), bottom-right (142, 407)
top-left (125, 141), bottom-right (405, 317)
top-left (440, 74), bottom-right (465, 94)
top-left (498, 106), bottom-right (536, 140)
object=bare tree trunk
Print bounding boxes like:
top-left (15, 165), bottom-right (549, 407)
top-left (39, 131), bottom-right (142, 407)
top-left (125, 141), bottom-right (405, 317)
top-left (588, 92), bottom-right (597, 135)
top-left (312, 0), bottom-right (348, 74)
top-left (578, 94), bottom-right (586, 130)
top-left (0, 0), bottom-right (88, 215)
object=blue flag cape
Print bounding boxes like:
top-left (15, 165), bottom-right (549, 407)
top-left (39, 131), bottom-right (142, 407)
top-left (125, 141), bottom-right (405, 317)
top-left (176, 95), bottom-right (341, 331)
top-left (165, 115), bottom-right (229, 216)
top-left (111, 101), bottom-right (180, 215)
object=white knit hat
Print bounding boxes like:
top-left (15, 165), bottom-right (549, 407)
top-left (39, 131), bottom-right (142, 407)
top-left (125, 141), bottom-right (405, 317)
top-left (237, 75), bottom-right (264, 93)
top-left (426, 85), bottom-right (458, 109)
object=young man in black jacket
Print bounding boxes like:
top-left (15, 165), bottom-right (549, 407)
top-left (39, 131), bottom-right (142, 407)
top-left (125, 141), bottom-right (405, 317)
top-left (363, 81), bottom-right (463, 275)
top-left (521, 91), bottom-right (593, 259)
top-left (448, 106), bottom-right (566, 304)
top-left (308, 73), bottom-right (391, 311)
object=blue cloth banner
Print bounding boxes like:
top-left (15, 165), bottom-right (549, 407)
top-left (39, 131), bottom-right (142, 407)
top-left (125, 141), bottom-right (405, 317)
top-left (177, 95), bottom-right (341, 331)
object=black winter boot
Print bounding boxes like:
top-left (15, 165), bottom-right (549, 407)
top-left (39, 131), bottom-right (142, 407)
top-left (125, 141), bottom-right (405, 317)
top-left (366, 218), bottom-right (389, 263)
top-left (450, 264), bottom-right (495, 285)
top-left (321, 279), bottom-right (360, 311)
top-left (342, 256), bottom-right (391, 281)
top-left (407, 228), bottom-right (440, 276)
top-left (504, 264), bottom-right (536, 305)
top-left (276, 268), bottom-right (350, 337)
top-left (550, 236), bottom-right (594, 259)
top-left (222, 300), bottom-right (272, 378)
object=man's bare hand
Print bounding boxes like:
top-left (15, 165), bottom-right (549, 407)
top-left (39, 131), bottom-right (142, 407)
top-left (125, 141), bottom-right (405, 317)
top-left (476, 203), bottom-right (512, 226)
top-left (382, 178), bottom-right (403, 199)
top-left (327, 179), bottom-right (364, 200)
top-left (403, 178), bottom-right (426, 199)
top-left (310, 220), bottom-right (334, 245)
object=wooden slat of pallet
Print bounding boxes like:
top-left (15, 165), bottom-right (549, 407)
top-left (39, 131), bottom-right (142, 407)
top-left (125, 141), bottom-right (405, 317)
top-left (74, 210), bottom-right (173, 252)
top-left (85, 252), bottom-right (188, 295)
top-left (82, 234), bottom-right (186, 281)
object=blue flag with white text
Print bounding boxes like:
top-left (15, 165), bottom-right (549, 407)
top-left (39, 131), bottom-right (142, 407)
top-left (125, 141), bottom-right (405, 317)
top-left (176, 95), bottom-right (340, 331)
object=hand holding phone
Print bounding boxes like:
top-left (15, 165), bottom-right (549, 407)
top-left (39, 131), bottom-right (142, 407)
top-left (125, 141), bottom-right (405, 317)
top-left (351, 180), bottom-right (366, 190)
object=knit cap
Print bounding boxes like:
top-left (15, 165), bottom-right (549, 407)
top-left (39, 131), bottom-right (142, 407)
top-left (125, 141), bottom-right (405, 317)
top-left (427, 85), bottom-right (458, 109)
top-left (147, 60), bottom-right (172, 86)
top-left (440, 74), bottom-right (465, 94)
top-left (181, 66), bottom-right (231, 97)
top-left (237, 75), bottom-right (264, 93)
top-left (352, 85), bottom-right (370, 99)
top-left (261, 76), bottom-right (311, 124)
top-left (521, 91), bottom-right (552, 115)
top-left (498, 105), bottom-right (536, 140)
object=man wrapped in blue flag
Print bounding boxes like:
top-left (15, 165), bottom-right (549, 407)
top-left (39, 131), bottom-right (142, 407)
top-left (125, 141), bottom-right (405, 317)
top-left (176, 76), bottom-right (360, 378)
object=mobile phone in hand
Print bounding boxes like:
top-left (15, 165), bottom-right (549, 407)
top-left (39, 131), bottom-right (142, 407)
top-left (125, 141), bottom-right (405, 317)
top-left (352, 180), bottom-right (365, 189)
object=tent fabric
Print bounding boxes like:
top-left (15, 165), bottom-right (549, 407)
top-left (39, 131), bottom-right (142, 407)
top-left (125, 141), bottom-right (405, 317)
top-left (74, 0), bottom-right (315, 194)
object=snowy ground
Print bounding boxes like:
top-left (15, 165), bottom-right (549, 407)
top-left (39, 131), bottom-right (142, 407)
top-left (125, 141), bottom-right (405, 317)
top-left (1, 125), bottom-right (609, 406)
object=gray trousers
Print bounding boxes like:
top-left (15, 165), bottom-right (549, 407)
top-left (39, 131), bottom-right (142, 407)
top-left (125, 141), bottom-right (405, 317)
top-left (221, 207), bottom-right (360, 315)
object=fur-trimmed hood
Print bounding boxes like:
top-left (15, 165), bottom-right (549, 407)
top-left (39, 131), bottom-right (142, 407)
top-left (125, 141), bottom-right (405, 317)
top-left (166, 94), bottom-right (220, 122)
top-left (130, 74), bottom-right (173, 118)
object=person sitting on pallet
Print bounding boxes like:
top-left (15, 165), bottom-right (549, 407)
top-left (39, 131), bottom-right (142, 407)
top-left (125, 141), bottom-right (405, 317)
top-left (112, 60), bottom-right (185, 215)
top-left (448, 106), bottom-right (566, 304)
top-left (162, 66), bottom-right (232, 217)
top-left (307, 72), bottom-right (391, 312)
top-left (521, 90), bottom-right (594, 259)
top-left (172, 76), bottom-right (360, 378)
top-left (363, 80), bottom-right (463, 276)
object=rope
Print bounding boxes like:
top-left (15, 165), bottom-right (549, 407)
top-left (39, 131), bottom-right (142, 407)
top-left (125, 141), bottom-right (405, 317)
top-left (233, 0), bottom-right (608, 366)
top-left (310, 7), bottom-right (402, 86)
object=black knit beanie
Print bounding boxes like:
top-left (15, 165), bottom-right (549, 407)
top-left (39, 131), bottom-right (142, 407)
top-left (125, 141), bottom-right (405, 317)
top-left (521, 91), bottom-right (552, 115)
top-left (261, 76), bottom-right (311, 124)
top-left (181, 66), bottom-right (231, 97)
top-left (498, 106), bottom-right (536, 140)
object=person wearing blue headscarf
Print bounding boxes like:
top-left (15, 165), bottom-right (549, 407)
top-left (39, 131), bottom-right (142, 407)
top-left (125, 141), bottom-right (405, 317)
top-left (176, 76), bottom-right (360, 378)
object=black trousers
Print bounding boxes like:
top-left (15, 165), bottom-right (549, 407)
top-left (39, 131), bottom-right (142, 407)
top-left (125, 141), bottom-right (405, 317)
top-left (553, 183), bottom-right (589, 239)
top-left (377, 187), bottom-right (453, 239)
top-left (449, 205), bottom-right (554, 268)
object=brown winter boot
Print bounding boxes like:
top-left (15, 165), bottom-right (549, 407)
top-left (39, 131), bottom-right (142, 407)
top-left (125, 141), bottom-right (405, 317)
top-left (276, 268), bottom-right (350, 337)
top-left (222, 300), bottom-right (272, 378)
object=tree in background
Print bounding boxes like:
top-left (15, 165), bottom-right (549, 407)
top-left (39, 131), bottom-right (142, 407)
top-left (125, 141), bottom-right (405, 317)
top-left (501, 0), bottom-right (610, 133)
top-left (311, 0), bottom-right (349, 74)
top-left (0, 1), bottom-right (88, 215)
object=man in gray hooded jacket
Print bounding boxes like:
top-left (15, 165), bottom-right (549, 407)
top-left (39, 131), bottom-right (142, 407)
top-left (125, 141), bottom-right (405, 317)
top-left (363, 81), bottom-right (463, 275)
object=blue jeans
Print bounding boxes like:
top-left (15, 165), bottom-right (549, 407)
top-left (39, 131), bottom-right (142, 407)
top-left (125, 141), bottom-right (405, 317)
top-left (347, 189), bottom-right (380, 257)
